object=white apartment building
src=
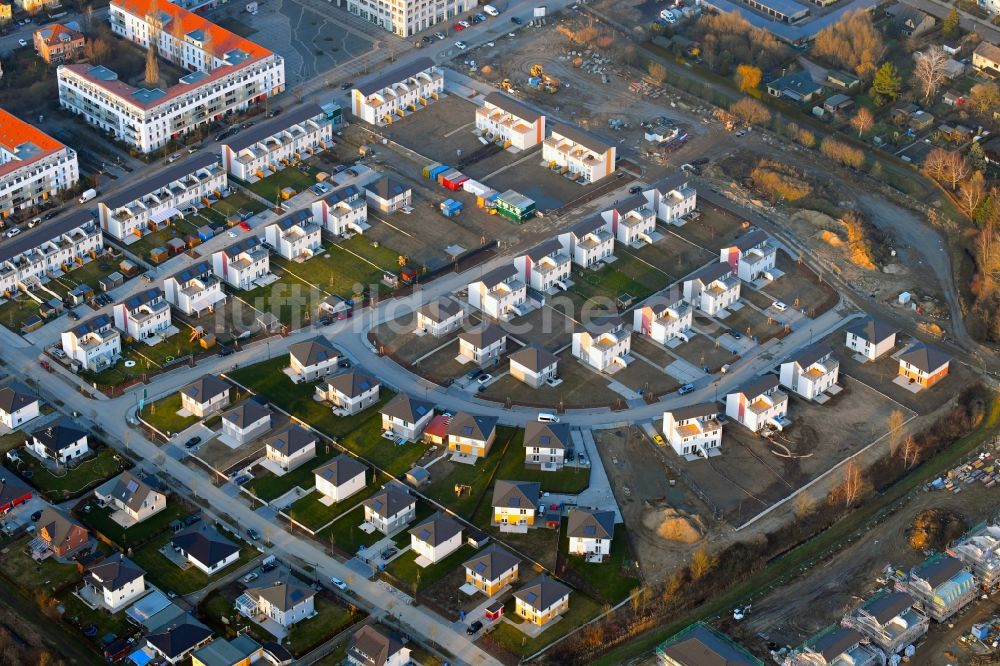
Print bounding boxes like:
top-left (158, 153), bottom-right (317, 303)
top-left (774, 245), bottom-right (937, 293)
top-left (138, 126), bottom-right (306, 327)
top-left (0, 108), bottom-right (79, 217)
top-left (113, 287), bottom-right (174, 342)
top-left (264, 209), bottom-right (321, 261)
top-left (663, 403), bottom-right (723, 458)
top-left (57, 0), bottom-right (285, 153)
top-left (725, 374), bottom-right (789, 433)
top-left (513, 239), bottom-right (571, 292)
top-left (572, 316), bottom-right (631, 372)
top-left (559, 216), bottom-right (614, 269)
top-left (212, 236), bottom-right (270, 290)
top-left (601, 194), bottom-right (655, 247)
top-left (643, 174), bottom-right (697, 225)
top-left (779, 343), bottom-right (840, 400)
top-left (221, 103), bottom-right (332, 181)
top-left (61, 313), bottom-right (121, 372)
top-left (683, 262), bottom-right (741, 316)
top-left (542, 124), bottom-right (616, 183)
top-left (340, 0), bottom-right (475, 37)
top-left (311, 184), bottom-right (369, 236)
top-left (351, 58), bottom-right (444, 125)
top-left (476, 92), bottom-right (545, 150)
top-left (163, 260), bottom-right (226, 316)
top-left (845, 317), bottom-right (898, 362)
top-left (0, 211), bottom-right (103, 296)
top-left (720, 229), bottom-right (777, 282)
top-left (633, 294), bottom-right (693, 345)
top-left (458, 324), bottom-right (507, 367)
top-left (468, 264), bottom-right (526, 320)
top-left (98, 154), bottom-right (226, 240)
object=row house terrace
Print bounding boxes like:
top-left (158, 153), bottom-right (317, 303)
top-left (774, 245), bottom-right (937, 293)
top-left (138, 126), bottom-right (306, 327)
top-left (221, 103), bottom-right (332, 181)
top-left (542, 124), bottom-right (616, 183)
top-left (475, 92), bottom-right (545, 150)
top-left (99, 153), bottom-right (226, 240)
top-left (264, 209), bottom-right (322, 261)
top-left (163, 259), bottom-right (226, 316)
top-left (311, 184), bottom-right (369, 236)
top-left (350, 57), bottom-right (444, 126)
top-left (0, 211), bottom-right (102, 296)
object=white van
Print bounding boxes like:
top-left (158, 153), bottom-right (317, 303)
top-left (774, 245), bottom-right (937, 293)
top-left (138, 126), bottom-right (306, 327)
top-left (537, 413), bottom-right (560, 423)
top-left (483, 4), bottom-right (499, 15)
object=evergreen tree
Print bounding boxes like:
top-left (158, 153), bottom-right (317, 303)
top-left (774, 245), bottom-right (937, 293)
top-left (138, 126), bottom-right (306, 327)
top-left (871, 62), bottom-right (902, 104)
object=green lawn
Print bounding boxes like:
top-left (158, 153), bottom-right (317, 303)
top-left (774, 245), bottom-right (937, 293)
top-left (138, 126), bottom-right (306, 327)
top-left (50, 258), bottom-right (119, 296)
top-left (83, 335), bottom-right (208, 389)
top-left (423, 428), bottom-right (519, 520)
top-left (560, 525), bottom-right (639, 604)
top-left (337, 235), bottom-right (401, 273)
top-left (0, 294), bottom-right (46, 332)
top-left (238, 270), bottom-right (320, 327)
top-left (0, 536), bottom-right (81, 593)
top-left (131, 533), bottom-right (259, 595)
top-left (59, 593), bottom-right (133, 646)
top-left (0, 430), bottom-right (28, 455)
top-left (126, 219), bottom-right (202, 262)
top-left (385, 544), bottom-right (475, 596)
top-left (338, 413), bottom-right (425, 477)
top-left (199, 588), bottom-right (276, 645)
top-left (491, 429), bottom-right (590, 495)
top-left (317, 505), bottom-right (386, 556)
top-left (243, 166), bottom-right (319, 201)
top-left (287, 484), bottom-right (381, 532)
top-left (488, 594), bottom-right (603, 657)
top-left (273, 244), bottom-right (391, 299)
top-left (139, 392), bottom-right (201, 436)
top-left (286, 597), bottom-right (360, 657)
top-left (76, 500), bottom-right (192, 550)
top-left (213, 191), bottom-right (267, 218)
top-left (569, 252), bottom-right (671, 305)
top-left (16, 447), bottom-right (128, 501)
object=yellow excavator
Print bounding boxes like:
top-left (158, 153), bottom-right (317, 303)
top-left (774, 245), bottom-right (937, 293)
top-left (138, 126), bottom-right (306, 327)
top-left (529, 64), bottom-right (559, 93)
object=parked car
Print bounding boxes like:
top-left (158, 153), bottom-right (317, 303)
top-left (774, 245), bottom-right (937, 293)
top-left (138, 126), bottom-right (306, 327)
top-left (628, 185), bottom-right (642, 194)
top-left (380, 546), bottom-right (398, 561)
top-left (218, 346), bottom-right (234, 357)
top-left (772, 300), bottom-right (788, 312)
top-left (318, 316), bottom-right (333, 326)
top-left (729, 329), bottom-right (742, 340)
top-left (467, 620), bottom-right (484, 635)
top-left (262, 560), bottom-right (279, 573)
top-left (338, 359), bottom-right (351, 368)
top-left (458, 19), bottom-right (470, 27)
top-left (653, 433), bottom-right (666, 446)
top-left (67, 310), bottom-right (80, 321)
top-left (677, 383), bottom-right (695, 395)
top-left (240, 572), bottom-right (259, 584)
top-left (510, 16), bottom-right (523, 24)
top-left (330, 577), bottom-right (348, 591)
top-left (17, 38), bottom-right (27, 47)
top-left (477, 373), bottom-right (492, 384)
top-left (43, 210), bottom-right (60, 220)
top-left (4, 228), bottom-right (21, 238)
top-left (434, 31), bottom-right (446, 40)
top-left (452, 22), bottom-right (464, 30)
top-left (340, 81), bottom-right (354, 90)
top-left (184, 436), bottom-right (202, 449)
top-left (247, 528), bottom-right (261, 541)
top-left (455, 40), bottom-right (468, 50)
top-left (30, 510), bottom-right (42, 522)
top-left (578, 453), bottom-right (589, 465)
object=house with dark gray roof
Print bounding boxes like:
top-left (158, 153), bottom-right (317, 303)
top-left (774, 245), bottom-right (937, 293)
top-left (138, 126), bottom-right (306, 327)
top-left (85, 554), bottom-right (146, 611)
top-left (363, 487), bottom-right (416, 534)
top-left (220, 401), bottom-right (271, 445)
top-left (314, 454), bottom-right (368, 503)
top-left (95, 470), bottom-right (167, 526)
top-left (779, 343), bottom-right (839, 401)
top-left (463, 545), bottom-right (521, 596)
top-left (720, 229), bottom-right (776, 282)
top-left (632, 292), bottom-right (693, 345)
top-left (211, 236), bottom-right (270, 290)
top-left (346, 624), bottom-right (411, 666)
top-left (237, 577), bottom-right (317, 628)
top-left (567, 508), bottom-right (615, 559)
top-left (843, 590), bottom-right (927, 654)
top-left (28, 419), bottom-right (89, 463)
top-left (682, 262), bottom-right (740, 316)
top-left (35, 506), bottom-right (89, 557)
top-left (190, 634), bottom-right (262, 666)
top-left (416, 297), bottom-right (464, 336)
top-left (558, 215), bottom-right (614, 269)
top-left (514, 575), bottom-right (571, 626)
top-left (467, 264), bottom-right (526, 320)
top-left (725, 374), bottom-right (789, 434)
top-left (663, 403), bottom-right (722, 459)
top-left (655, 622), bottom-right (762, 666)
top-left (264, 425), bottom-right (317, 471)
top-left (524, 421), bottom-right (570, 469)
top-left (509, 345), bottom-right (559, 388)
top-left (492, 480), bottom-right (540, 531)
top-left (409, 513), bottom-right (463, 564)
top-left (112, 287), bottom-right (173, 342)
top-left (171, 524), bottom-right (240, 575)
top-left (380, 393), bottom-right (435, 441)
top-left (477, 92), bottom-right (546, 150)
top-left (221, 103), bottom-right (333, 182)
top-left (787, 626), bottom-right (878, 666)
top-left (544, 123), bottom-right (616, 183)
top-left (317, 371), bottom-right (381, 415)
top-left (146, 621), bottom-right (214, 663)
top-left (458, 324), bottom-right (507, 367)
top-left (897, 342), bottom-right (950, 390)
top-left (60, 313), bottom-right (121, 372)
top-left (287, 335), bottom-right (341, 382)
top-left (447, 412), bottom-right (498, 459)
top-left (845, 317), bottom-right (898, 362)
top-left (365, 175), bottom-right (412, 213)
top-left (163, 259), bottom-right (227, 316)
top-left (513, 238), bottom-right (571, 292)
top-left (179, 374), bottom-right (231, 418)
top-left (0, 382), bottom-right (40, 429)
top-left (897, 554), bottom-right (977, 621)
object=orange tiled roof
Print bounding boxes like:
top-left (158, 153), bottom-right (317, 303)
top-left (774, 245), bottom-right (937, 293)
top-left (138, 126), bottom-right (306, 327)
top-left (0, 108), bottom-right (66, 180)
top-left (112, 0), bottom-right (272, 60)
top-left (34, 23), bottom-right (85, 47)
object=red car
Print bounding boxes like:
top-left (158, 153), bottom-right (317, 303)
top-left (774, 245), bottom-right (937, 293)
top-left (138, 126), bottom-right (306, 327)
top-left (239, 221), bottom-right (251, 231)
top-left (336, 311), bottom-right (353, 320)
top-left (453, 23), bottom-right (464, 30)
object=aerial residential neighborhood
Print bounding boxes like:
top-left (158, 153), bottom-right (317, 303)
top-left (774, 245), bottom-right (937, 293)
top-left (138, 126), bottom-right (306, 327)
top-left (0, 0), bottom-right (997, 662)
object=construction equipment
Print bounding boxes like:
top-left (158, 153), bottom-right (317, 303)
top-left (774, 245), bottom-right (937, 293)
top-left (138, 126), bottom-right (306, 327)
top-left (499, 78), bottom-right (514, 92)
top-left (713, 108), bottom-right (737, 131)
top-left (527, 64), bottom-right (559, 93)
top-left (529, 63), bottom-right (544, 78)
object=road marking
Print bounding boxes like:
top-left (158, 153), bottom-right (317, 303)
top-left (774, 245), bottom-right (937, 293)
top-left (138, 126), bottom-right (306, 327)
top-left (369, 212), bottom-right (413, 237)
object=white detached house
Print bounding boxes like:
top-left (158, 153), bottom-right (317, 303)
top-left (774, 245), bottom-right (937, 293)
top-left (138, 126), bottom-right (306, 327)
top-left (468, 265), bottom-right (526, 320)
top-left (509, 346), bottom-right (559, 389)
top-left (363, 487), bottom-right (417, 535)
top-left (237, 578), bottom-right (317, 628)
top-left (212, 237), bottom-right (270, 290)
top-left (85, 554), bottom-right (146, 612)
top-left (113, 287), bottom-right (174, 343)
top-left (317, 371), bottom-right (381, 415)
top-left (29, 420), bottom-right (89, 463)
top-left (720, 229), bottom-right (777, 282)
top-left (633, 293), bottom-right (693, 345)
top-left (264, 425), bottom-right (317, 472)
top-left (725, 375), bottom-right (790, 433)
top-left (458, 324), bottom-right (507, 367)
top-left (662, 403), bottom-right (723, 458)
top-left (220, 401), bottom-right (272, 445)
top-left (179, 375), bottom-right (231, 418)
top-left (572, 316), bottom-right (631, 372)
top-left (264, 209), bottom-right (322, 262)
top-left (779, 344), bottom-right (840, 401)
top-left (567, 508), bottom-right (615, 559)
top-left (314, 454), bottom-right (368, 503)
top-left (683, 263), bottom-right (740, 316)
top-left (381, 394), bottom-right (434, 441)
top-left (0, 384), bottom-right (40, 430)
top-left (513, 239), bottom-right (571, 292)
top-left (558, 216), bottom-right (614, 269)
top-left (409, 513), bottom-right (463, 564)
top-left (171, 525), bottom-right (240, 576)
top-left (416, 298), bottom-right (464, 336)
top-left (287, 335), bottom-right (341, 382)
top-left (845, 318), bottom-right (898, 362)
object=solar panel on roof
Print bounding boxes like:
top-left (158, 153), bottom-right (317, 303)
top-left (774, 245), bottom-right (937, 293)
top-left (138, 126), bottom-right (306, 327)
top-left (525, 592), bottom-right (537, 603)
top-left (584, 526), bottom-right (596, 536)
top-left (462, 426), bottom-right (473, 435)
top-left (126, 479), bottom-right (139, 493)
top-left (419, 529), bottom-right (430, 540)
top-left (475, 562), bottom-right (486, 573)
top-left (539, 436), bottom-right (550, 445)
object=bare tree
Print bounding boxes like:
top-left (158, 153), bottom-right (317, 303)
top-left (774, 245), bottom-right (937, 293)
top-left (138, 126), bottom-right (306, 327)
top-left (850, 107), bottom-right (874, 137)
top-left (730, 96), bottom-right (771, 126)
top-left (832, 461), bottom-right (864, 507)
top-left (887, 410), bottom-right (904, 455)
top-left (900, 436), bottom-right (921, 469)
top-left (924, 148), bottom-right (971, 190)
top-left (735, 63), bottom-right (762, 93)
top-left (960, 171), bottom-right (987, 217)
top-left (689, 545), bottom-right (717, 580)
top-left (813, 10), bottom-right (884, 76)
top-left (913, 46), bottom-right (948, 104)
top-left (647, 61), bottom-right (668, 84)
top-left (145, 42), bottom-right (160, 86)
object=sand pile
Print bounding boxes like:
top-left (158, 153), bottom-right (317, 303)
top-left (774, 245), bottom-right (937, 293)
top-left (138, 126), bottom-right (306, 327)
top-left (645, 507), bottom-right (705, 543)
